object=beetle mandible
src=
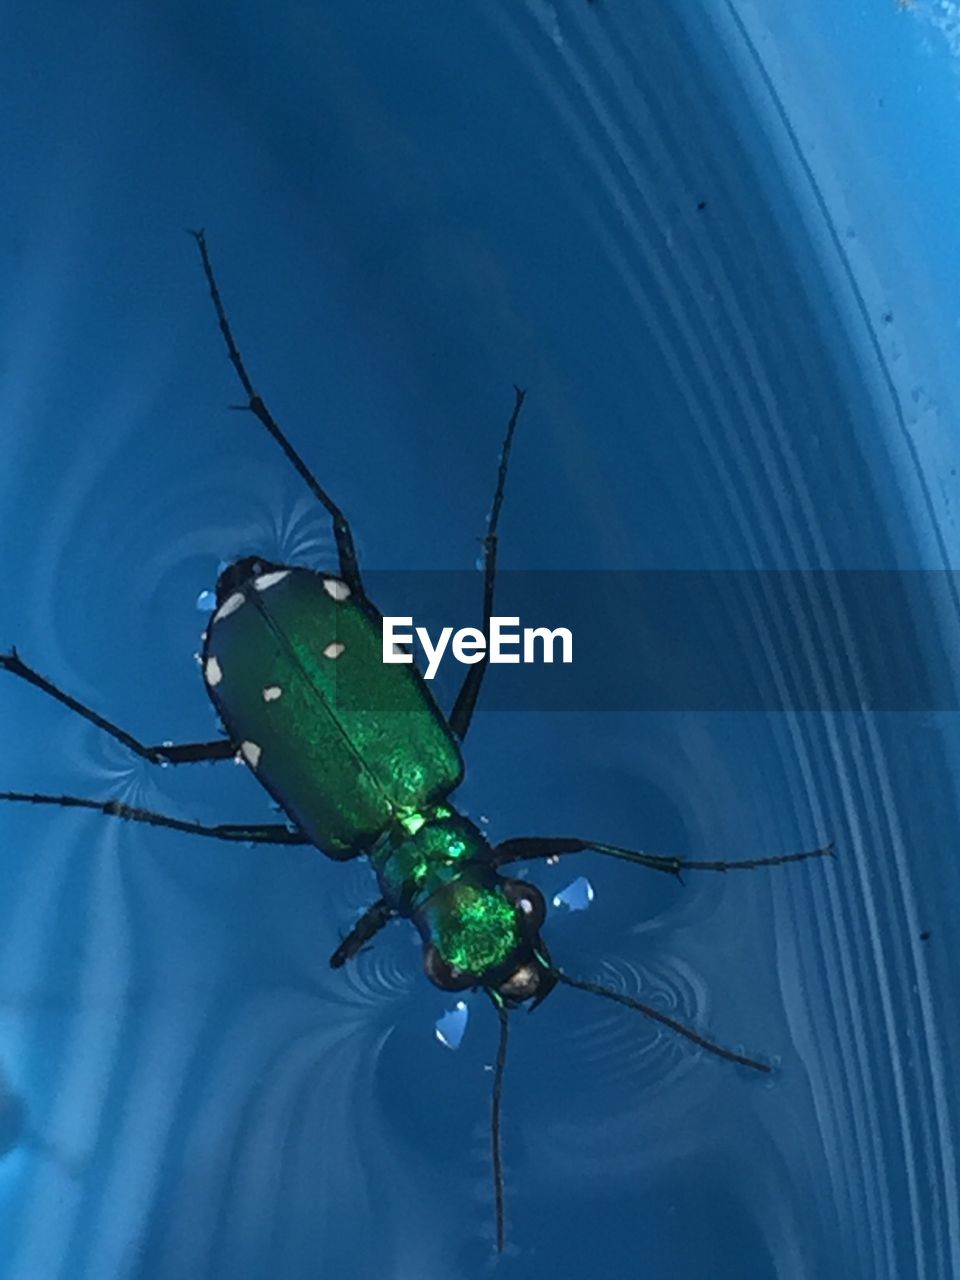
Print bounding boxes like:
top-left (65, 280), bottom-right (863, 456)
top-left (0, 233), bottom-right (833, 1251)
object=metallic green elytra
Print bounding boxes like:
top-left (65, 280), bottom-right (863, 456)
top-left (203, 561), bottom-right (463, 858)
top-left (0, 233), bottom-right (834, 1255)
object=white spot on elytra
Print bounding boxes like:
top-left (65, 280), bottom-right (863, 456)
top-left (254, 570), bottom-right (290, 592)
top-left (323, 578), bottom-right (351, 601)
top-left (215, 592), bottom-right (245, 621)
top-left (518, 898), bottom-right (533, 915)
top-left (240, 740), bottom-right (261, 768)
top-left (205, 656), bottom-right (223, 686)
top-left (262, 686), bottom-right (282, 702)
top-left (323, 642), bottom-right (345, 660)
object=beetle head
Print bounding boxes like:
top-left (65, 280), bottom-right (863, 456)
top-left (420, 875), bottom-right (557, 1008)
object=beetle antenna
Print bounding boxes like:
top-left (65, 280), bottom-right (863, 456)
top-left (546, 965), bottom-right (770, 1073)
top-left (486, 990), bottom-right (510, 1252)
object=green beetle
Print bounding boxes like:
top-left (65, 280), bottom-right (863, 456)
top-left (0, 233), bottom-right (833, 1252)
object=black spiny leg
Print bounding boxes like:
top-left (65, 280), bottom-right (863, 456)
top-left (0, 650), bottom-right (236, 765)
top-left (0, 791), bottom-right (310, 844)
top-left (449, 386), bottom-right (526, 742)
top-left (329, 899), bottom-right (395, 968)
top-left (192, 230), bottom-right (363, 596)
top-left (492, 835), bottom-right (835, 876)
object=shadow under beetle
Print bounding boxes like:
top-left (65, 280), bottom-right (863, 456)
top-left (0, 233), bottom-right (833, 1252)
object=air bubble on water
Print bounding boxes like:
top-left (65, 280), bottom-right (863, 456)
top-left (479, 815), bottom-right (490, 825)
top-left (435, 1000), bottom-right (469, 1051)
top-left (196, 589), bottom-right (217, 613)
top-left (552, 876), bottom-right (594, 912)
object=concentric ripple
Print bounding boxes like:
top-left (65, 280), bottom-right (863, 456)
top-left (1, 2), bottom-right (959, 1279)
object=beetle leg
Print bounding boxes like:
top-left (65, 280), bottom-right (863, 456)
top-left (449, 386), bottom-right (526, 742)
top-left (142, 740), bottom-right (237, 764)
top-left (0, 790), bottom-right (311, 843)
top-left (492, 835), bottom-right (834, 876)
top-left (0, 650), bottom-right (236, 765)
top-left (191, 230), bottom-right (363, 595)
top-left (329, 899), bottom-right (395, 968)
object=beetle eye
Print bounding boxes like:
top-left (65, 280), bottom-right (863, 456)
top-left (502, 880), bottom-right (546, 932)
top-left (423, 943), bottom-right (474, 991)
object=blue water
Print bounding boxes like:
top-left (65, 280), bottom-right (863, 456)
top-left (3, 3), bottom-right (960, 1277)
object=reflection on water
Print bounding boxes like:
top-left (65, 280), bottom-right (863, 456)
top-left (435, 1001), bottom-right (470, 1052)
top-left (551, 875), bottom-right (595, 912)
top-left (0, 0), bottom-right (959, 1277)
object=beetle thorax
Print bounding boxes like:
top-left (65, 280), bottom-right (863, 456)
top-left (371, 807), bottom-right (490, 915)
